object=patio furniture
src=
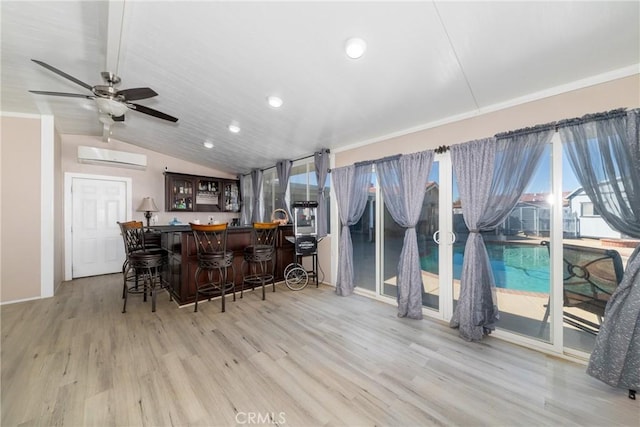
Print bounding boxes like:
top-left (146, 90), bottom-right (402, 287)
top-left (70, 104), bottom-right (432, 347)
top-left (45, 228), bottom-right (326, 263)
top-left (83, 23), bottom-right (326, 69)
top-left (539, 241), bottom-right (624, 335)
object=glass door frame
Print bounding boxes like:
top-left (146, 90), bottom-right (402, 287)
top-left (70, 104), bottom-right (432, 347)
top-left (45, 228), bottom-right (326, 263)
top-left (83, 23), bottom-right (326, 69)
top-left (488, 134), bottom-right (572, 358)
top-left (380, 142), bottom-right (576, 359)
top-left (549, 133), bottom-right (565, 355)
top-left (375, 153), bottom-right (454, 322)
top-left (422, 152), bottom-right (454, 322)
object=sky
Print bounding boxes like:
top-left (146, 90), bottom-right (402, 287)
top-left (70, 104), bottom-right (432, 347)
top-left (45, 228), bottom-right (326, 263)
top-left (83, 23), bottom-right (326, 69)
top-left (430, 148), bottom-right (582, 201)
top-left (290, 147), bottom-right (584, 199)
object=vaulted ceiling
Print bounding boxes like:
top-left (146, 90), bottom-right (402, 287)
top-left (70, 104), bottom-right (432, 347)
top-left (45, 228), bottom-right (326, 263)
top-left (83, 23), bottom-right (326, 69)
top-left (2, 1), bottom-right (638, 174)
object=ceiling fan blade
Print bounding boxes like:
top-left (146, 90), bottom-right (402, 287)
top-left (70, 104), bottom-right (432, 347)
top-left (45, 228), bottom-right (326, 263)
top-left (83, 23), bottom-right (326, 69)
top-left (31, 59), bottom-right (94, 92)
top-left (116, 87), bottom-right (158, 101)
top-left (129, 103), bottom-right (178, 122)
top-left (29, 90), bottom-right (94, 99)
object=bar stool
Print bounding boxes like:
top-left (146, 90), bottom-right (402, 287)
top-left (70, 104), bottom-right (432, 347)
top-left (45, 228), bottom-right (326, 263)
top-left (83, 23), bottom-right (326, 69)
top-left (190, 223), bottom-right (235, 312)
top-left (119, 220), bottom-right (146, 299)
top-left (118, 221), bottom-right (169, 313)
top-left (241, 222), bottom-right (278, 300)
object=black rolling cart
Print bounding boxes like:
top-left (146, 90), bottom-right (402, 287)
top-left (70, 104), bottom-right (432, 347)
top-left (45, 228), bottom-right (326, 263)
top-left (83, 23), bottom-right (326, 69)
top-left (284, 201), bottom-right (321, 290)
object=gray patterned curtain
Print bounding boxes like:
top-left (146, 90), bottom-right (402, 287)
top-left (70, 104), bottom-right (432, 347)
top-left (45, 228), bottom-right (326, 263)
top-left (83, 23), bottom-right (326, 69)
top-left (250, 169), bottom-right (263, 223)
top-left (314, 149), bottom-right (330, 238)
top-left (450, 138), bottom-right (498, 341)
top-left (559, 109), bottom-right (640, 393)
top-left (276, 160), bottom-right (292, 220)
top-left (375, 151), bottom-right (434, 319)
top-left (450, 128), bottom-right (551, 341)
top-left (332, 163), bottom-right (372, 296)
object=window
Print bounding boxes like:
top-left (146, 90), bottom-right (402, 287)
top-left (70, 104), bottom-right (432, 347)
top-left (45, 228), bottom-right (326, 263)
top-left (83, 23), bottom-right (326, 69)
top-left (244, 157), bottom-right (331, 230)
top-left (241, 176), bottom-right (253, 224)
top-left (290, 159), bottom-right (331, 232)
top-left (581, 201), bottom-right (599, 217)
top-left (262, 168), bottom-right (277, 222)
top-left (290, 163), bottom-right (312, 204)
top-left (351, 168), bottom-right (376, 291)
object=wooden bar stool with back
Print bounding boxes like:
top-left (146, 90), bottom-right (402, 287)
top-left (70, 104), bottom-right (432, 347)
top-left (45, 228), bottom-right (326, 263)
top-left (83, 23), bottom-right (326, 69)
top-left (190, 222), bottom-right (235, 312)
top-left (241, 222), bottom-right (279, 300)
top-left (118, 221), bottom-right (169, 313)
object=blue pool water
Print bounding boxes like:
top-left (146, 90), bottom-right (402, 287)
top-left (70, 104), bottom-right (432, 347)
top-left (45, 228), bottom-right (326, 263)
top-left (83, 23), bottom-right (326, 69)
top-left (421, 243), bottom-right (550, 293)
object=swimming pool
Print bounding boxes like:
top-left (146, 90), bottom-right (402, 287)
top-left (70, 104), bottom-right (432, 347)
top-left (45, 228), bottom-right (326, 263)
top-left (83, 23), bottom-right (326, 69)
top-left (420, 242), bottom-right (550, 293)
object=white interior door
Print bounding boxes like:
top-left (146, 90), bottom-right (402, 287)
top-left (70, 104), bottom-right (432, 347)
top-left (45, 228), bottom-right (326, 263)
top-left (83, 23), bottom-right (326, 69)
top-left (71, 177), bottom-right (127, 278)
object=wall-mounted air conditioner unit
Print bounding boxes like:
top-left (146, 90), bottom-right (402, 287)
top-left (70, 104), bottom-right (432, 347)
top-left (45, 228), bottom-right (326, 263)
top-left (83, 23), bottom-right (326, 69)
top-left (77, 146), bottom-right (147, 170)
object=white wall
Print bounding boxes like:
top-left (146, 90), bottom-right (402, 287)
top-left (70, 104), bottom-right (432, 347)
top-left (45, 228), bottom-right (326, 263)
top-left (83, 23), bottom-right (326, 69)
top-left (1, 115), bottom-right (43, 303)
top-left (570, 193), bottom-right (622, 239)
top-left (61, 135), bottom-right (240, 226)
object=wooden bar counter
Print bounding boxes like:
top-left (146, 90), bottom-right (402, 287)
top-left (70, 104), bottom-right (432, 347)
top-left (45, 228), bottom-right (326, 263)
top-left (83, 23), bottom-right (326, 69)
top-left (152, 224), bottom-right (294, 305)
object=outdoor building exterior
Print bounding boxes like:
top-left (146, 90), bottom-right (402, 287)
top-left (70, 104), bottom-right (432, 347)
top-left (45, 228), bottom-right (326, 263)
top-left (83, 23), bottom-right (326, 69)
top-left (567, 188), bottom-right (626, 239)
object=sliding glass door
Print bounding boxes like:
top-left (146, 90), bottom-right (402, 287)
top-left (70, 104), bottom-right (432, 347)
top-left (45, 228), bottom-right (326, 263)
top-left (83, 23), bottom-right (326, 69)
top-left (360, 135), bottom-right (633, 357)
top-left (377, 147), bottom-right (562, 348)
top-left (352, 171), bottom-right (377, 292)
top-left (450, 143), bottom-right (555, 342)
top-left (381, 155), bottom-right (453, 319)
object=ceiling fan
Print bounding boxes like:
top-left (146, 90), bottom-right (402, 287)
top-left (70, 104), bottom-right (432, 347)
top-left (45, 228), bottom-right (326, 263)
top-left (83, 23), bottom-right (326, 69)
top-left (29, 59), bottom-right (178, 123)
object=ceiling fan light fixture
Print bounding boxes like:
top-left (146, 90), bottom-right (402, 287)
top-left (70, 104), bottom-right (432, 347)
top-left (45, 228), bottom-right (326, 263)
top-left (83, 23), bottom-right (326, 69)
top-left (267, 95), bottom-right (283, 108)
top-left (99, 114), bottom-right (114, 125)
top-left (345, 37), bottom-right (367, 59)
top-left (203, 140), bottom-right (214, 149)
top-left (95, 97), bottom-right (128, 116)
top-left (228, 121), bottom-right (241, 133)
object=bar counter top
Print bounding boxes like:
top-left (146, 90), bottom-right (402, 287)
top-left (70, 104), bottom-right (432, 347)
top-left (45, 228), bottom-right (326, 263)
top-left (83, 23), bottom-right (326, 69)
top-left (149, 224), bottom-right (254, 233)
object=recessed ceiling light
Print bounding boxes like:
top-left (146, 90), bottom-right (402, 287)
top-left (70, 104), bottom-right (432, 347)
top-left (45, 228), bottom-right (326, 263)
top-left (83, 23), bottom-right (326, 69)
top-left (345, 37), bottom-right (367, 59)
top-left (203, 141), bottom-right (214, 149)
top-left (267, 95), bottom-right (283, 108)
top-left (228, 121), bottom-right (241, 133)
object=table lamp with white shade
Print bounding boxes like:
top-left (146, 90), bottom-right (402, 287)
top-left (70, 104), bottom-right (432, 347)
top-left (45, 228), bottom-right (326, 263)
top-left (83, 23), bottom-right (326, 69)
top-left (137, 197), bottom-right (159, 227)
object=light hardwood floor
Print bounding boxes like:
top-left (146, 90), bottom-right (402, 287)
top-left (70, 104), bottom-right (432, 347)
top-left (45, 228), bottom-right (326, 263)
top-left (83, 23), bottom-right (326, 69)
top-left (1, 274), bottom-right (637, 426)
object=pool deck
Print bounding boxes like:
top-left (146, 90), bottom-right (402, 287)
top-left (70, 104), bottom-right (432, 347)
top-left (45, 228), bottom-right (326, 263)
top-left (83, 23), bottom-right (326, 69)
top-left (387, 270), bottom-right (601, 332)
top-left (440, 277), bottom-right (600, 328)
top-left (382, 236), bottom-right (634, 344)
top-left (482, 236), bottom-right (636, 263)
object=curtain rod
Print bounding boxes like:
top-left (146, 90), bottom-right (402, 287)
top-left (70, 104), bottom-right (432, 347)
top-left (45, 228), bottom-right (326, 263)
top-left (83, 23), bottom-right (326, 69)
top-left (267, 148), bottom-right (331, 171)
top-left (556, 108), bottom-right (629, 129)
top-left (247, 148), bottom-right (331, 174)
top-left (323, 107), bottom-right (632, 173)
top-left (495, 121), bottom-right (557, 139)
top-left (290, 147), bottom-right (330, 164)
top-left (434, 145), bottom-right (449, 154)
top-left (497, 108), bottom-right (631, 138)
top-left (355, 159), bottom-right (375, 167)
top-left (372, 154), bottom-right (402, 164)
